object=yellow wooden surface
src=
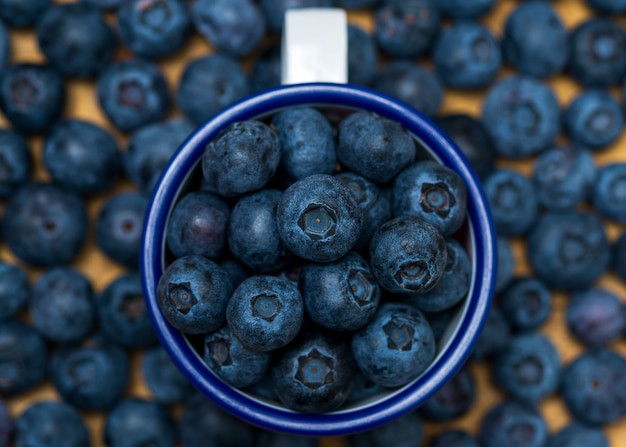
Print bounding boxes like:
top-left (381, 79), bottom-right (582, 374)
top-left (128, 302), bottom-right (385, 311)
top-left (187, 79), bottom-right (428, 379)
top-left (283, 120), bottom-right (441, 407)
top-left (3, 1), bottom-right (626, 446)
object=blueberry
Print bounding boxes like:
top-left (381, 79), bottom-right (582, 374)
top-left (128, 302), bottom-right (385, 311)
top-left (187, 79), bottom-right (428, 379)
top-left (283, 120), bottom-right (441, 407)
top-left (96, 192), bottom-right (148, 269)
top-left (567, 287), bottom-right (626, 347)
top-left (433, 22), bottom-right (501, 89)
top-left (142, 346), bottom-right (194, 405)
top-left (591, 163), bottom-right (626, 222)
top-left (124, 117), bottom-right (194, 194)
top-left (569, 18), bottom-right (626, 87)
top-left (219, 258), bottom-right (249, 289)
top-left (500, 278), bottom-right (552, 332)
top-left (80, 0), bottom-right (121, 10)
top-left (502, 3), bottom-right (568, 78)
top-left (0, 320), bottom-right (47, 395)
top-left (584, 0), bottom-right (626, 13)
top-left (14, 401), bottom-right (89, 447)
top-left (177, 54), bottom-right (249, 126)
top-left (0, 261), bottom-right (29, 322)
top-left (0, 0), bottom-right (51, 28)
top-left (271, 107), bottom-right (336, 185)
top-left (561, 349), bottom-right (626, 425)
top-left (348, 24), bottom-right (378, 86)
top-left (0, 398), bottom-right (11, 447)
top-left (272, 331), bottom-right (354, 413)
top-left (438, 0), bottom-right (494, 19)
top-left (261, 0), bottom-right (332, 32)
top-left (547, 423), bottom-right (609, 447)
top-left (374, 0), bottom-right (440, 58)
top-left (43, 119), bottom-right (121, 195)
top-left (2, 182), bottom-right (88, 267)
top-left (347, 411), bottom-right (423, 447)
top-left (103, 398), bottom-right (177, 447)
top-left (276, 174), bottom-right (362, 263)
top-left (352, 302), bottom-right (435, 387)
top-left (564, 90), bottom-right (623, 151)
top-left (157, 255), bottom-right (233, 334)
top-left (51, 333), bottom-right (129, 411)
top-left (612, 230), bottom-right (626, 283)
top-left (495, 237), bottom-right (515, 294)
top-left (250, 44), bottom-right (281, 92)
top-left (0, 63), bottom-right (65, 134)
top-left (471, 306), bottom-right (511, 361)
top-left (203, 324), bottom-right (271, 388)
top-left (419, 366), bottom-right (475, 421)
top-left (255, 430), bottom-right (318, 447)
top-left (118, 0), bottom-right (190, 59)
top-left (479, 400), bottom-right (548, 447)
top-left (36, 3), bottom-right (115, 78)
top-left (30, 267), bottom-right (95, 343)
top-left (167, 190), bottom-right (230, 260)
top-left (97, 59), bottom-right (170, 133)
top-left (424, 304), bottom-right (460, 342)
top-left (481, 75), bottom-right (560, 158)
top-left (528, 211), bottom-right (610, 290)
top-left (431, 430), bottom-right (480, 447)
top-left (532, 145), bottom-right (596, 211)
top-left (191, 0), bottom-right (265, 57)
top-left (346, 369), bottom-right (386, 404)
top-left (335, 0), bottom-right (380, 8)
top-left (337, 111), bottom-right (415, 183)
top-left (483, 169), bottom-right (538, 236)
top-left (373, 61), bottom-right (442, 117)
top-left (202, 120), bottom-right (280, 197)
top-left (300, 252), bottom-right (380, 332)
top-left (0, 21), bottom-right (9, 77)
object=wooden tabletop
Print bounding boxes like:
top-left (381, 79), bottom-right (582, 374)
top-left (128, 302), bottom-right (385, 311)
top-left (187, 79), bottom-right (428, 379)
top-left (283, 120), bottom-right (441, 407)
top-left (3, 1), bottom-right (626, 446)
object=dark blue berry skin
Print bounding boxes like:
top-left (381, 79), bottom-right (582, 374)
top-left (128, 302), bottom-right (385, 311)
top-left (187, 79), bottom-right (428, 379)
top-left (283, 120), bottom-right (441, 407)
top-left (104, 398), bottom-right (176, 447)
top-left (272, 332), bottom-right (354, 413)
top-left (51, 333), bottom-right (129, 411)
top-left (561, 349), bottom-right (626, 426)
top-left (480, 400), bottom-right (548, 447)
top-left (438, 0), bottom-right (494, 19)
top-left (374, 0), bottom-right (440, 58)
top-left (348, 24), bottom-right (378, 86)
top-left (256, 430), bottom-right (318, 447)
top-left (202, 120), bottom-right (280, 198)
top-left (43, 119), bottom-right (121, 195)
top-left (98, 272), bottom-right (158, 348)
top-left (167, 190), bottom-right (230, 260)
top-left (592, 163), bottom-right (626, 222)
top-left (228, 189), bottom-right (288, 273)
top-left (97, 59), bottom-right (170, 133)
top-left (0, 261), bottom-right (29, 322)
top-left (227, 275), bottom-right (303, 352)
top-left (0, 320), bottom-right (47, 395)
top-left (495, 237), bottom-right (515, 294)
top-left (336, 0), bottom-right (379, 7)
top-left (36, 3), bottom-right (115, 78)
top-left (612, 230), bottom-right (626, 283)
top-left (158, 255), bottom-right (233, 334)
top-left (483, 169), bottom-right (538, 236)
top-left (346, 370), bottom-right (385, 404)
top-left (203, 324), bottom-right (271, 388)
top-left (424, 304), bottom-right (459, 342)
top-left (502, 3), bottom-right (568, 78)
top-left (0, 398), bottom-right (11, 447)
top-left (142, 346), bottom-right (194, 405)
top-left (352, 302), bottom-right (435, 387)
top-left (124, 118), bottom-right (194, 194)
top-left (471, 306), bottom-right (511, 361)
top-left (277, 174), bottom-right (362, 263)
top-left (0, 21), bottom-right (9, 77)
top-left (272, 107), bottom-right (336, 185)
top-left (481, 75), bottom-right (559, 158)
top-left (567, 288), bottom-right (626, 347)
top-left (493, 333), bottom-right (560, 403)
top-left (348, 411), bottom-right (423, 447)
top-left (30, 267), bottom-right (95, 343)
top-left (420, 367), bottom-right (475, 421)
top-left (528, 211), bottom-right (610, 291)
top-left (0, 130), bottom-right (31, 198)
top-left (564, 91), bottom-right (623, 151)
top-left (370, 215), bottom-right (447, 295)
top-left (118, 0), bottom-right (190, 59)
top-left (192, 0), bottom-right (265, 57)
top-left (2, 182), bottom-right (88, 267)
top-left (261, 0), bottom-right (332, 32)
top-left (14, 401), bottom-right (89, 447)
top-left (0, 0), bottom-right (51, 28)
top-left (431, 430), bottom-right (480, 447)
top-left (81, 0), bottom-right (121, 10)
top-left (434, 22), bottom-right (501, 90)
top-left (338, 111), bottom-right (415, 183)
top-left (532, 146), bottom-right (596, 211)
top-left (393, 161), bottom-right (467, 237)
top-left (373, 61), bottom-right (442, 118)
top-left (219, 258), bottom-right (248, 289)
top-left (300, 252), bottom-right (380, 332)
top-left (547, 423), bottom-right (609, 447)
top-left (584, 0), bottom-right (626, 13)
top-left (500, 278), bottom-right (551, 332)
top-left (569, 19), bottom-right (626, 87)
top-left (436, 114), bottom-right (496, 180)
top-left (96, 192), bottom-right (148, 269)
top-left (0, 63), bottom-right (65, 134)
top-left (250, 44), bottom-right (281, 92)
top-left (177, 54), bottom-right (249, 126)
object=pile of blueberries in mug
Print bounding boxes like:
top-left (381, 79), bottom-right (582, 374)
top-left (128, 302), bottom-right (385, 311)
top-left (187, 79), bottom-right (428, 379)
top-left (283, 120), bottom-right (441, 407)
top-left (1, 0), bottom-right (626, 446)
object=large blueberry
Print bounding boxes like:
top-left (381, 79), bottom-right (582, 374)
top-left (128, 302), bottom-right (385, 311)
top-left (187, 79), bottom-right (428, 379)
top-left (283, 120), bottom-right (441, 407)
top-left (0, 261), bottom-right (29, 322)
top-left (592, 163), bottom-right (626, 222)
top-left (479, 400), bottom-right (548, 447)
top-left (420, 367), bottom-right (475, 421)
top-left (0, 129), bottom-right (31, 198)
top-left (142, 346), bottom-right (194, 405)
top-left (0, 320), bottom-right (47, 395)
top-left (499, 278), bottom-right (552, 331)
top-left (14, 401), bottom-right (89, 447)
top-left (564, 90), bottom-right (623, 151)
top-left (567, 287), bottom-right (626, 347)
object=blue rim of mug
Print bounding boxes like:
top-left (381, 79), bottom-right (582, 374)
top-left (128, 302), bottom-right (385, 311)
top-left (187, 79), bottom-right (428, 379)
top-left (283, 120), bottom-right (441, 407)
top-left (141, 82), bottom-right (496, 437)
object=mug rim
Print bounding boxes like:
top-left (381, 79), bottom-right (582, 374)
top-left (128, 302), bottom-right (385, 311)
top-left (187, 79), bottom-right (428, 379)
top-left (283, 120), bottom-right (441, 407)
top-left (141, 82), bottom-right (496, 436)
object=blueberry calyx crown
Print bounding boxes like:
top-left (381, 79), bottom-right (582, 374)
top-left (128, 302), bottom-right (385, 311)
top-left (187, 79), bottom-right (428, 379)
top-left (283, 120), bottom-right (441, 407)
top-left (295, 348), bottom-right (334, 390)
top-left (167, 282), bottom-right (197, 315)
top-left (514, 355), bottom-right (543, 385)
top-left (395, 260), bottom-right (430, 291)
top-left (118, 80), bottom-right (145, 108)
top-left (558, 232), bottom-right (587, 265)
top-left (119, 293), bottom-right (146, 321)
top-left (511, 103), bottom-right (540, 135)
top-left (297, 203), bottom-right (337, 241)
top-left (10, 76), bottom-right (39, 108)
top-left (348, 270), bottom-right (377, 307)
top-left (383, 317), bottom-right (415, 351)
top-left (251, 293), bottom-right (281, 322)
top-left (420, 182), bottom-right (455, 218)
top-left (206, 337), bottom-right (232, 368)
